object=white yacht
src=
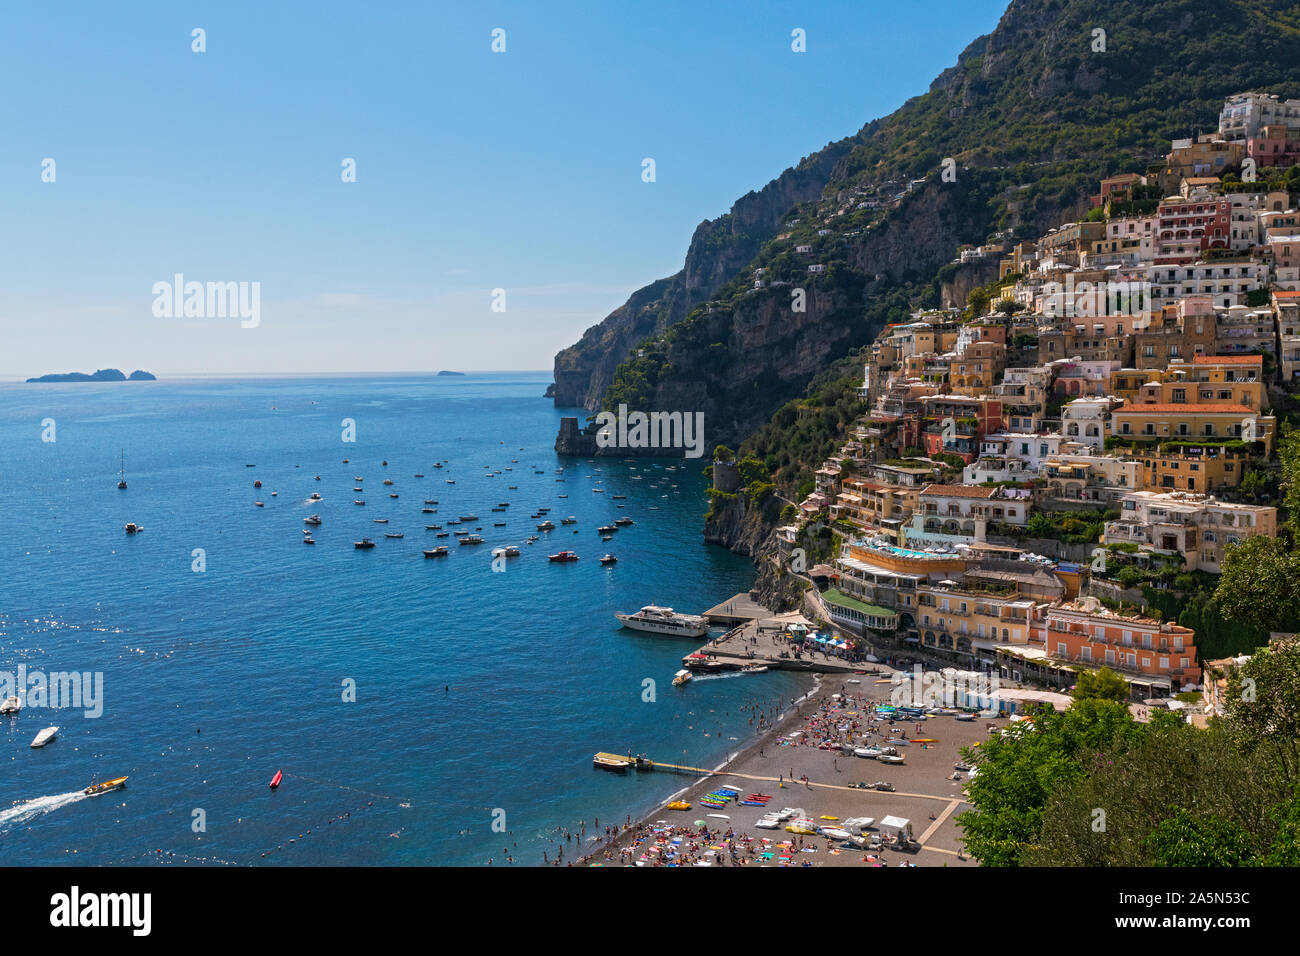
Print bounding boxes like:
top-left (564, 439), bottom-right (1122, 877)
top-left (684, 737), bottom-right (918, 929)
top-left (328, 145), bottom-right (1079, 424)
top-left (0, 696), bottom-right (21, 715)
top-left (614, 605), bottom-right (709, 638)
top-left (31, 726), bottom-right (59, 748)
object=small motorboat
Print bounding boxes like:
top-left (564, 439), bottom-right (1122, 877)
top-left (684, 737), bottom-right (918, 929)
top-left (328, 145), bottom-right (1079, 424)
top-left (424, 547), bottom-right (449, 558)
top-left (353, 486), bottom-right (363, 492)
top-left (548, 551), bottom-right (579, 562)
top-left (459, 534), bottom-right (483, 545)
top-left (309, 492), bottom-right (321, 501)
top-left (537, 521), bottom-right (555, 531)
top-left (124, 522), bottom-right (142, 534)
top-left (614, 517), bottom-right (633, 526)
top-left (354, 499), bottom-right (366, 506)
top-left (953, 712), bottom-right (976, 722)
top-left (414, 473), bottom-right (424, 478)
top-left (373, 518), bottom-right (389, 524)
top-left (302, 536), bottom-right (316, 544)
top-left (879, 754), bottom-right (906, 765)
top-left (255, 501), bottom-right (264, 507)
top-left (459, 514), bottom-right (478, 522)
top-left (600, 554), bottom-right (617, 564)
top-left (493, 521), bottom-right (506, 527)
top-left (354, 538), bottom-right (376, 549)
top-left (491, 546), bottom-right (520, 558)
top-left (253, 479), bottom-right (262, 488)
top-left (422, 508), bottom-right (436, 514)
top-left (31, 726), bottom-right (59, 748)
top-left (304, 515), bottom-right (322, 525)
top-left (596, 525), bottom-right (617, 534)
top-left (84, 776), bottom-right (128, 796)
top-left (741, 663), bottom-right (768, 674)
top-left (384, 532), bottom-right (404, 539)
top-left (672, 669), bottom-right (691, 687)
top-left (853, 746), bottom-right (882, 759)
top-left (436, 532), bottom-right (450, 538)
top-left (424, 499), bottom-right (438, 505)
top-left (561, 517), bottom-right (577, 525)
top-left (383, 479), bottom-right (394, 486)
top-left (81, 775), bottom-right (129, 797)
top-left (0, 696), bottom-right (21, 715)
top-left (269, 769), bottom-right (282, 790)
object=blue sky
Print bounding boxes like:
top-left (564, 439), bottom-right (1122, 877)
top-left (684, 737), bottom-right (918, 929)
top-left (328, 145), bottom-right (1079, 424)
top-left (0, 0), bottom-right (1008, 378)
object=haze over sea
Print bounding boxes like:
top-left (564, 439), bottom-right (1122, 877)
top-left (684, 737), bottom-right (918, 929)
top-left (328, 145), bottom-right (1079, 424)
top-left (0, 371), bottom-right (811, 865)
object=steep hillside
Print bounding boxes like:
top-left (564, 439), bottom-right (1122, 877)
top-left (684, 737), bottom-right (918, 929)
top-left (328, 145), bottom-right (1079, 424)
top-left (552, 0), bottom-right (1300, 450)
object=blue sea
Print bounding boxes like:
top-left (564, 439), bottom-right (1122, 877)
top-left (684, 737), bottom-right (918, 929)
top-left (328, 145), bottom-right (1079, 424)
top-left (0, 372), bottom-right (811, 865)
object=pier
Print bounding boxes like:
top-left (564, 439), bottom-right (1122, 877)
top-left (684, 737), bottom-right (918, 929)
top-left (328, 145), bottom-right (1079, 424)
top-left (703, 592), bottom-right (770, 626)
top-left (592, 753), bottom-right (712, 775)
top-left (686, 614), bottom-right (879, 676)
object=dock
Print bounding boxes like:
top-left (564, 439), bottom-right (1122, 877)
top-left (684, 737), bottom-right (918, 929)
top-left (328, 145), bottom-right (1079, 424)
top-left (702, 593), bottom-right (770, 626)
top-left (592, 753), bottom-right (711, 775)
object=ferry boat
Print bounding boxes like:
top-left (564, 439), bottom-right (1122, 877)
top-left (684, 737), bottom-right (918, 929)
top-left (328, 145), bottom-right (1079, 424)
top-left (84, 776), bottom-right (128, 796)
top-left (424, 547), bottom-right (449, 558)
top-left (459, 534), bottom-right (484, 545)
top-left (614, 606), bottom-right (709, 638)
top-left (354, 538), bottom-right (376, 549)
top-left (548, 551), bottom-right (579, 562)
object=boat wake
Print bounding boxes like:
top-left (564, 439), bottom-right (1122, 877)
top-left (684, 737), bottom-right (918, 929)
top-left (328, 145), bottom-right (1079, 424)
top-left (0, 790), bottom-right (90, 831)
top-left (691, 671), bottom-right (742, 682)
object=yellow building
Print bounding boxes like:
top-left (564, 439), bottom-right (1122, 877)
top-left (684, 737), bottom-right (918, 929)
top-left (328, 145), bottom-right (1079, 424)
top-left (1111, 403), bottom-right (1274, 455)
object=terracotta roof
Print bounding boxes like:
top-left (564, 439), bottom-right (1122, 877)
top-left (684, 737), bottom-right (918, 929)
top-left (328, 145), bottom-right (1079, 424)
top-left (1192, 355), bottom-right (1262, 364)
top-left (920, 484), bottom-right (996, 498)
top-left (1274, 290), bottom-right (1300, 298)
top-left (1113, 403), bottom-right (1256, 415)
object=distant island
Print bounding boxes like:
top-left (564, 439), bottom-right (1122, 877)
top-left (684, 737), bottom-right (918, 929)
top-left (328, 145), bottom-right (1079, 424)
top-left (436, 370), bottom-right (465, 376)
top-left (26, 368), bottom-right (156, 383)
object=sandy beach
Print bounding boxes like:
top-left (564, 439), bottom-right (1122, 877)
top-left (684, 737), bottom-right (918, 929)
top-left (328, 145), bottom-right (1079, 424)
top-left (578, 664), bottom-right (997, 866)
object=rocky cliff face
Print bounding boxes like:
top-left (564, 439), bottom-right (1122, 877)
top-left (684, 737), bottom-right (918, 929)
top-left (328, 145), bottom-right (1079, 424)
top-left (551, 144), bottom-right (854, 409)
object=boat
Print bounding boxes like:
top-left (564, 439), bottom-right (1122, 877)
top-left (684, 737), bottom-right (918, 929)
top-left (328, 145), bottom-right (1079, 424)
top-left (30, 726), bottom-right (59, 748)
top-left (354, 538), bottom-right (376, 549)
top-left (269, 769), bottom-right (282, 790)
top-left (414, 473), bottom-right (424, 478)
top-left (116, 450), bottom-right (129, 489)
top-left (309, 492), bottom-right (321, 501)
top-left (384, 532), bottom-right (404, 539)
top-left (354, 499), bottom-right (366, 506)
top-left (672, 669), bottom-right (691, 687)
top-left (593, 754), bottom-right (630, 772)
top-left (596, 525), bottom-right (617, 534)
top-left (302, 536), bottom-right (316, 544)
top-left (600, 554), bottom-right (617, 564)
top-left (353, 486), bottom-right (363, 492)
top-left (819, 826), bottom-right (852, 841)
top-left (0, 696), bottom-right (20, 715)
top-left (383, 479), bottom-right (393, 486)
top-left (424, 499), bottom-right (438, 505)
top-left (953, 712), bottom-right (976, 722)
top-left (422, 508), bottom-right (436, 514)
top-left (255, 500), bottom-right (264, 507)
top-left (446, 479), bottom-right (455, 484)
top-left (666, 801), bottom-right (691, 811)
top-left (373, 518), bottom-right (389, 524)
top-left (493, 521), bottom-right (506, 527)
top-left (879, 753), bottom-right (906, 765)
top-left (84, 776), bottom-right (128, 796)
top-left (389, 493), bottom-right (399, 499)
top-left (460, 515), bottom-right (478, 522)
top-left (124, 522), bottom-right (142, 534)
top-left (254, 479), bottom-right (262, 488)
top-left (424, 547), bottom-right (449, 558)
top-left (853, 746), bottom-right (882, 758)
top-left (614, 517), bottom-right (633, 526)
top-left (536, 520), bottom-right (555, 531)
top-left (353, 476), bottom-right (364, 482)
top-left (548, 551), bottom-right (579, 562)
top-left (304, 515), bottom-right (322, 525)
top-left (612, 494), bottom-right (625, 500)
top-left (459, 534), bottom-right (484, 545)
top-left (492, 546), bottom-right (520, 558)
top-left (872, 781), bottom-right (896, 792)
top-left (614, 605), bottom-right (709, 638)
top-left (741, 663), bottom-right (769, 674)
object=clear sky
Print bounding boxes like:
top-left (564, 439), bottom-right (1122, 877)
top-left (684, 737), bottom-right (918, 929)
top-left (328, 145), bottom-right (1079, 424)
top-left (0, 0), bottom-right (1008, 379)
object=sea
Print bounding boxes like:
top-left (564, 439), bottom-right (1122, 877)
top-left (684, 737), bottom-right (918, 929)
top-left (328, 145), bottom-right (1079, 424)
top-left (0, 371), bottom-right (813, 866)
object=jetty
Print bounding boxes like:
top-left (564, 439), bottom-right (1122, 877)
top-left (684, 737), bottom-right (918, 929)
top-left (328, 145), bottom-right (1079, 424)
top-left (702, 592), bottom-right (769, 626)
top-left (685, 611), bottom-right (878, 676)
top-left (592, 753), bottom-right (711, 775)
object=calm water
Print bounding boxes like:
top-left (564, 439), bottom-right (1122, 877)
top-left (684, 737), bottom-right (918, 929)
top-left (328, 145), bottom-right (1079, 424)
top-left (0, 372), bottom-right (810, 865)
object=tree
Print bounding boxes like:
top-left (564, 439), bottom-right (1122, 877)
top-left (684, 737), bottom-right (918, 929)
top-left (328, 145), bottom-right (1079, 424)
top-left (1225, 637), bottom-right (1300, 785)
top-left (1143, 809), bottom-right (1258, 867)
top-left (1213, 537), bottom-right (1300, 635)
top-left (1072, 666), bottom-right (1129, 703)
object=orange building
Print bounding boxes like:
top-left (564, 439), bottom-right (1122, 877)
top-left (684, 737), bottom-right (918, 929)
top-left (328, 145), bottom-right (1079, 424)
top-left (1038, 600), bottom-right (1200, 694)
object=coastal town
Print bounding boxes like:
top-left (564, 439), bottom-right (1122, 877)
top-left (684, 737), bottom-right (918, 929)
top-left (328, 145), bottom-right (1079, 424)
top-left (761, 90), bottom-right (1300, 708)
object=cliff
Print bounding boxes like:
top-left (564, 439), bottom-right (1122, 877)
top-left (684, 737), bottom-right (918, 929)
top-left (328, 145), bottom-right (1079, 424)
top-left (552, 0), bottom-right (1300, 459)
top-left (551, 142), bottom-right (855, 409)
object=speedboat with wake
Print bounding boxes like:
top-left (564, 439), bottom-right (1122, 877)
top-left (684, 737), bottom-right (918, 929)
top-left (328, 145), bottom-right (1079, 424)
top-left (84, 776), bottom-right (128, 796)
